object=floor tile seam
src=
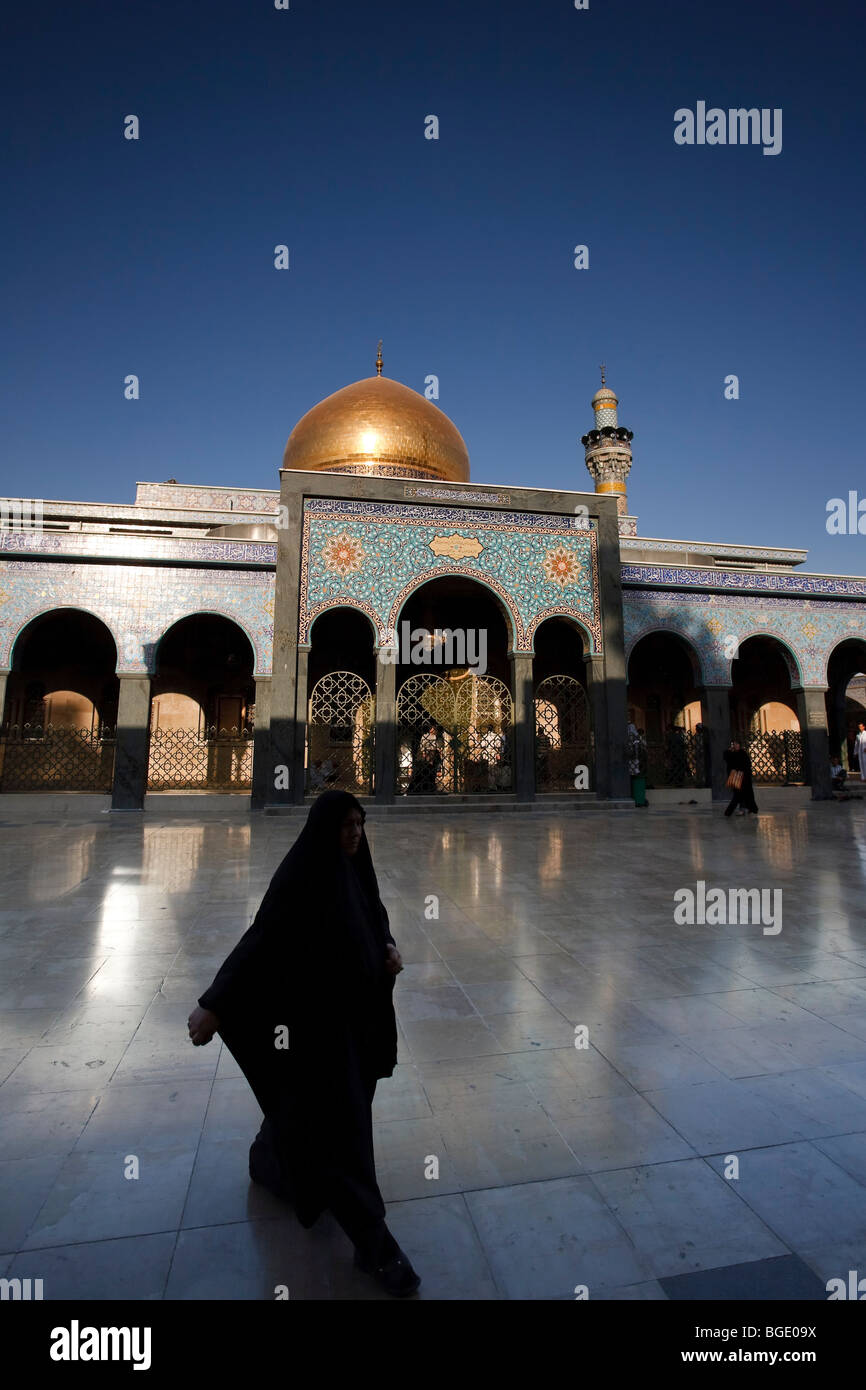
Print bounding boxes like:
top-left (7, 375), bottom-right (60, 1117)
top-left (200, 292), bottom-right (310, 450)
top-left (667, 1061), bottom-right (846, 1084)
top-left (694, 1135), bottom-right (866, 1187)
top-left (819, 1064), bottom-right (866, 1106)
top-left (689, 1152), bottom-right (805, 1257)
top-left (627, 984), bottom-right (807, 1016)
top-left (620, 1083), bottom-right (716, 1158)
top-left (579, 1166), bottom-right (700, 1279)
top-left (400, 967), bottom-right (491, 1025)
top-left (53, 1086), bottom-right (105, 1161)
top-left (159, 1035), bottom-right (227, 1297)
top-left (385, 1190), bottom-right (506, 1298)
top-left (768, 1130), bottom-right (866, 1185)
top-left (521, 1086), bottom-right (636, 1177)
top-left (5, 1226), bottom-right (191, 1263)
top-left (174, 1209), bottom-right (293, 1236)
top-left (7, 1119), bottom-right (114, 1259)
top-left (586, 1036), bottom-right (731, 1095)
top-left (519, 1055), bottom-right (719, 1157)
top-left (575, 1153), bottom-right (793, 1283)
top-left (638, 1063), bottom-right (866, 1113)
top-left (742, 1007), bottom-right (866, 1055)
top-left (18, 1217), bottom-right (226, 1257)
top-left (0, 1041), bottom-right (42, 1089)
top-left (764, 970), bottom-right (866, 996)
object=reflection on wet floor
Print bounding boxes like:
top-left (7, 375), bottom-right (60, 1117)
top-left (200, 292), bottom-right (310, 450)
top-left (1, 796), bottom-right (865, 1300)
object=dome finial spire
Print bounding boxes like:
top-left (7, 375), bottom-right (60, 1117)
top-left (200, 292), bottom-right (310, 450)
top-left (599, 362), bottom-right (606, 386)
top-left (376, 340), bottom-right (383, 376)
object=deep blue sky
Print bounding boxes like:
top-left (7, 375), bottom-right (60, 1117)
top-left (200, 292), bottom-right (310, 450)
top-left (2, 0), bottom-right (864, 573)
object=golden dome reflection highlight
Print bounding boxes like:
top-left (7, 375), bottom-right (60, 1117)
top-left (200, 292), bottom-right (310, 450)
top-left (282, 375), bottom-right (471, 484)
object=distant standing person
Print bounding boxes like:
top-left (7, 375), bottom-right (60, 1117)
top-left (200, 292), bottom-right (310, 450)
top-left (856, 722), bottom-right (866, 782)
top-left (723, 739), bottom-right (758, 817)
top-left (626, 723), bottom-right (643, 776)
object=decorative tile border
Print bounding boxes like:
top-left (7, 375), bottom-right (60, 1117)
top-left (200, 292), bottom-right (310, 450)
top-left (403, 485), bottom-right (512, 505)
top-left (0, 530), bottom-right (276, 567)
top-left (623, 588), bottom-right (866, 687)
top-left (0, 560), bottom-right (275, 675)
top-left (134, 483), bottom-right (280, 511)
top-left (622, 562), bottom-right (866, 599)
top-left (621, 542), bottom-right (807, 563)
top-left (304, 497), bottom-right (596, 532)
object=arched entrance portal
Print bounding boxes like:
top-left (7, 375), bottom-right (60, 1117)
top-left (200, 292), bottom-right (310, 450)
top-left (397, 671), bottom-right (512, 793)
top-left (627, 632), bottom-right (706, 787)
top-left (308, 671), bottom-right (374, 794)
top-left (147, 615), bottom-right (255, 791)
top-left (826, 640), bottom-right (866, 778)
top-left (533, 618), bottom-right (591, 792)
top-left (730, 636), bottom-right (803, 784)
top-left (0, 610), bottom-right (118, 791)
top-left (395, 577), bottom-right (513, 795)
top-left (306, 608), bottom-right (376, 795)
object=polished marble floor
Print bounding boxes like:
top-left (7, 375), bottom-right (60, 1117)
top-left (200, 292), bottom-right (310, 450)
top-left (2, 793), bottom-right (866, 1300)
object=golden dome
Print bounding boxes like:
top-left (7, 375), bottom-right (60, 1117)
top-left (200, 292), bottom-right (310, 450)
top-left (282, 375), bottom-right (470, 483)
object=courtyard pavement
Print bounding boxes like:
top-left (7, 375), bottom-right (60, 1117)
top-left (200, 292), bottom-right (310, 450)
top-left (2, 792), bottom-right (866, 1300)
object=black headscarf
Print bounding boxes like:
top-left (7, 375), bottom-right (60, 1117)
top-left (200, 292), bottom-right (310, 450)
top-left (724, 745), bottom-right (753, 774)
top-left (198, 790), bottom-right (397, 1079)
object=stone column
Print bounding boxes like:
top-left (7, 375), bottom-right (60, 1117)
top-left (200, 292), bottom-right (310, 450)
top-left (269, 488), bottom-right (304, 807)
top-left (585, 654), bottom-right (609, 797)
top-left (795, 688), bottom-right (833, 800)
top-left (510, 653), bottom-right (535, 801)
top-left (111, 675), bottom-right (151, 810)
top-left (0, 671), bottom-right (9, 789)
top-left (250, 675), bottom-right (272, 810)
top-left (699, 685), bottom-right (732, 799)
top-left (374, 653), bottom-right (396, 803)
top-left (291, 648), bottom-right (309, 804)
top-left (595, 499), bottom-right (630, 799)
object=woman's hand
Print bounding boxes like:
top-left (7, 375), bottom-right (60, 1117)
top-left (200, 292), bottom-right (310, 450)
top-left (384, 945), bottom-right (403, 976)
top-left (188, 1005), bottom-right (220, 1045)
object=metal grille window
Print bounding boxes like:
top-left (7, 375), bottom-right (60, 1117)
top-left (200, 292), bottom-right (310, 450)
top-left (147, 726), bottom-right (253, 791)
top-left (745, 730), bottom-right (804, 785)
top-left (0, 724), bottom-right (116, 792)
top-left (396, 672), bottom-right (513, 794)
top-left (307, 671), bottom-right (374, 795)
top-left (534, 675), bottom-right (592, 791)
top-left (642, 730), bottom-right (708, 788)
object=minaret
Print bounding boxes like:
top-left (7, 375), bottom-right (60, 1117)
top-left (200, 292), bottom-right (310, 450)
top-left (581, 365), bottom-right (634, 517)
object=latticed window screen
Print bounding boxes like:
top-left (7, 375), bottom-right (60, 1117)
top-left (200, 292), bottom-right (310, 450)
top-left (534, 675), bottom-right (592, 792)
top-left (0, 724), bottom-right (116, 792)
top-left (396, 672), bottom-right (513, 794)
top-left (147, 727), bottom-right (253, 791)
top-left (642, 730), bottom-right (708, 788)
top-left (745, 731), bottom-right (804, 785)
top-left (307, 671), bottom-right (374, 795)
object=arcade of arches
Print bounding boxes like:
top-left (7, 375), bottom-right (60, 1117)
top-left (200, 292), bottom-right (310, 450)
top-left (0, 602), bottom-right (855, 803)
top-left (0, 611), bottom-right (258, 795)
top-left (624, 631), bottom-right (841, 792)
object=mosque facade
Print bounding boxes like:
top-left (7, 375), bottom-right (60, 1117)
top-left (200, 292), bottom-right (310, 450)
top-left (2, 353), bottom-right (865, 809)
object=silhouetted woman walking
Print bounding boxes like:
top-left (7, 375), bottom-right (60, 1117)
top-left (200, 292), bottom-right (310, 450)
top-left (723, 739), bottom-right (759, 817)
top-left (187, 790), bottom-right (420, 1296)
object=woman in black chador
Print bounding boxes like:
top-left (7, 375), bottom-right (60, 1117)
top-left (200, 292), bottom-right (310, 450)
top-left (723, 739), bottom-right (759, 817)
top-left (187, 790), bottom-right (420, 1297)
